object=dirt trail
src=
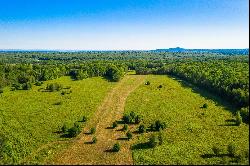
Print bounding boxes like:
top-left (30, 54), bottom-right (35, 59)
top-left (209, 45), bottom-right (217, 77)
top-left (50, 75), bottom-right (145, 165)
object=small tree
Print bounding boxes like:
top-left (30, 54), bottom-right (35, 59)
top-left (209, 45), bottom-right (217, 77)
top-left (138, 124), bottom-right (146, 133)
top-left (68, 124), bottom-right (81, 137)
top-left (112, 121), bottom-right (118, 128)
top-left (123, 114), bottom-right (132, 124)
top-left (123, 124), bottom-right (128, 131)
top-left (202, 103), bottom-right (208, 108)
top-left (148, 134), bottom-right (158, 148)
top-left (82, 116), bottom-right (87, 122)
top-left (112, 143), bottom-right (121, 152)
top-left (126, 131), bottom-right (132, 140)
top-left (235, 111), bottom-right (242, 126)
top-left (92, 136), bottom-right (97, 144)
top-left (135, 115), bottom-right (142, 124)
top-left (145, 81), bottom-right (150, 85)
top-left (227, 143), bottom-right (236, 157)
top-left (61, 123), bottom-right (69, 133)
top-left (90, 127), bottom-right (96, 134)
top-left (212, 146), bottom-right (221, 156)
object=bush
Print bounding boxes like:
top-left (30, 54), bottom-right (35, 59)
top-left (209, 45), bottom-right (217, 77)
top-left (158, 132), bottom-right (164, 145)
top-left (46, 83), bottom-right (63, 92)
top-left (145, 81), bottom-right (150, 85)
top-left (239, 107), bottom-right (249, 123)
top-left (0, 89), bottom-right (3, 94)
top-left (68, 123), bottom-right (81, 137)
top-left (135, 115), bottom-right (142, 124)
top-left (126, 131), bottom-right (132, 140)
top-left (92, 136), bottom-right (97, 144)
top-left (122, 114), bottom-right (132, 124)
top-left (82, 116), bottom-right (87, 122)
top-left (202, 103), bottom-right (208, 108)
top-left (90, 127), bottom-right (96, 134)
top-left (112, 121), bottom-right (118, 128)
top-left (123, 124), bottom-right (128, 131)
top-left (227, 143), bottom-right (236, 157)
top-left (35, 81), bottom-right (43, 86)
top-left (148, 134), bottom-right (158, 148)
top-left (235, 111), bottom-right (242, 126)
top-left (22, 82), bottom-right (32, 90)
top-left (61, 123), bottom-right (69, 133)
top-left (154, 120), bottom-right (167, 131)
top-left (158, 85), bottom-right (163, 88)
top-left (112, 143), bottom-right (121, 152)
top-left (212, 146), bottom-right (221, 156)
top-left (138, 124), bottom-right (146, 133)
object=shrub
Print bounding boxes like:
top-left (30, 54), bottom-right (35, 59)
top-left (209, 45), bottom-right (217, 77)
top-left (212, 146), bottom-right (221, 156)
top-left (0, 89), bottom-right (3, 94)
top-left (61, 123), bottom-right (69, 133)
top-left (149, 123), bottom-right (156, 131)
top-left (155, 120), bottom-right (167, 131)
top-left (227, 143), bottom-right (236, 157)
top-left (130, 111), bottom-right (136, 120)
top-left (112, 143), bottom-right (121, 152)
top-left (122, 114), bottom-right (132, 124)
top-left (112, 121), bottom-right (118, 128)
top-left (68, 123), bottom-right (81, 137)
top-left (145, 81), bottom-right (150, 85)
top-left (126, 131), bottom-right (132, 140)
top-left (135, 115), bottom-right (142, 124)
top-left (46, 83), bottom-right (63, 92)
top-left (22, 82), bottom-right (32, 90)
top-left (82, 116), bottom-right (87, 122)
top-left (148, 134), bottom-right (158, 148)
top-left (90, 127), bottom-right (96, 134)
top-left (235, 111), bottom-right (242, 126)
top-left (158, 85), bottom-right (163, 88)
top-left (92, 136), bottom-right (97, 144)
top-left (138, 124), bottom-right (146, 133)
top-left (202, 103), bottom-right (208, 108)
top-left (158, 132), bottom-right (164, 145)
top-left (239, 107), bottom-right (249, 123)
top-left (35, 81), bottom-right (43, 86)
top-left (123, 124), bottom-right (128, 131)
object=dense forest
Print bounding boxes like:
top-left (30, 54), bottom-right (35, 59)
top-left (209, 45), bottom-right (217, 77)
top-left (0, 51), bottom-right (249, 109)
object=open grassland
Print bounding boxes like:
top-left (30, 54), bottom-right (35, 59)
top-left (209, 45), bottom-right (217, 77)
top-left (125, 75), bottom-right (249, 165)
top-left (0, 76), bottom-right (115, 164)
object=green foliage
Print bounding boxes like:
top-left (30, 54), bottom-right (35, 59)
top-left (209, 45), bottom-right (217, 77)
top-left (46, 83), bottom-right (63, 92)
top-left (122, 124), bottom-right (128, 131)
top-left (158, 85), bottom-right (163, 88)
top-left (135, 115), bottom-right (142, 124)
top-left (92, 136), bottom-right (97, 144)
top-left (112, 121), bottom-right (118, 128)
top-left (145, 81), bottom-right (150, 85)
top-left (235, 111), bottom-right (242, 126)
top-left (239, 107), bottom-right (249, 123)
top-left (212, 146), bottom-right (221, 156)
top-left (82, 116), bottom-right (87, 122)
top-left (61, 123), bottom-right (69, 133)
top-left (68, 123), bottom-right (82, 138)
top-left (112, 143), bottom-right (121, 152)
top-left (138, 124), bottom-right (146, 133)
top-left (158, 132), bottom-right (164, 145)
top-left (90, 127), bottom-right (96, 134)
top-left (126, 131), bottom-right (132, 140)
top-left (202, 103), bottom-right (208, 108)
top-left (151, 120), bottom-right (167, 131)
top-left (227, 143), bottom-right (236, 157)
top-left (148, 134), bottom-right (158, 148)
top-left (122, 111), bottom-right (142, 124)
top-left (0, 89), bottom-right (3, 94)
top-left (35, 81), bottom-right (43, 86)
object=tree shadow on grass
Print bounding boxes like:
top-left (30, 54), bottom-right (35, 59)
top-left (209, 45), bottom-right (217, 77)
top-left (84, 141), bottom-right (93, 144)
top-left (117, 137), bottom-right (128, 141)
top-left (167, 75), bottom-right (237, 113)
top-left (131, 142), bottom-right (152, 150)
top-left (104, 149), bottom-right (115, 153)
top-left (105, 126), bottom-right (114, 129)
top-left (218, 119), bottom-right (238, 126)
top-left (60, 133), bottom-right (72, 138)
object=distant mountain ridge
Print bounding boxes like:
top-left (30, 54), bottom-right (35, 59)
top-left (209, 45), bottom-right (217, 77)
top-left (153, 47), bottom-right (249, 55)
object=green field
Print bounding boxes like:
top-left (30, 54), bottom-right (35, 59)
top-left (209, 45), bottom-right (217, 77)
top-left (125, 75), bottom-right (249, 165)
top-left (0, 76), bottom-right (116, 164)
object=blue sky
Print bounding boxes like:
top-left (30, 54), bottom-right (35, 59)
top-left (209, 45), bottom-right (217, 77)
top-left (0, 0), bottom-right (248, 50)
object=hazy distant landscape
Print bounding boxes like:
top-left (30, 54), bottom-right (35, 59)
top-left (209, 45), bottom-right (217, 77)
top-left (0, 0), bottom-right (249, 165)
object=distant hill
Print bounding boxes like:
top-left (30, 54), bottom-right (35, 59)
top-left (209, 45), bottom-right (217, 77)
top-left (153, 47), bottom-right (249, 55)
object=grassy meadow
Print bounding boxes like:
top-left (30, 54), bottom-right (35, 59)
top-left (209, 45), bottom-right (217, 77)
top-left (125, 75), bottom-right (249, 165)
top-left (0, 76), bottom-right (115, 164)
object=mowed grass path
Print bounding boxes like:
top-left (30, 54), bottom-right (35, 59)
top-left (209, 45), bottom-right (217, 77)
top-left (125, 75), bottom-right (249, 165)
top-left (51, 75), bottom-right (145, 165)
top-left (0, 76), bottom-right (115, 164)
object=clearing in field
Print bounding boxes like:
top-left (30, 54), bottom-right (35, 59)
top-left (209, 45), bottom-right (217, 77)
top-left (51, 75), bottom-right (145, 165)
top-left (124, 75), bottom-right (249, 165)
